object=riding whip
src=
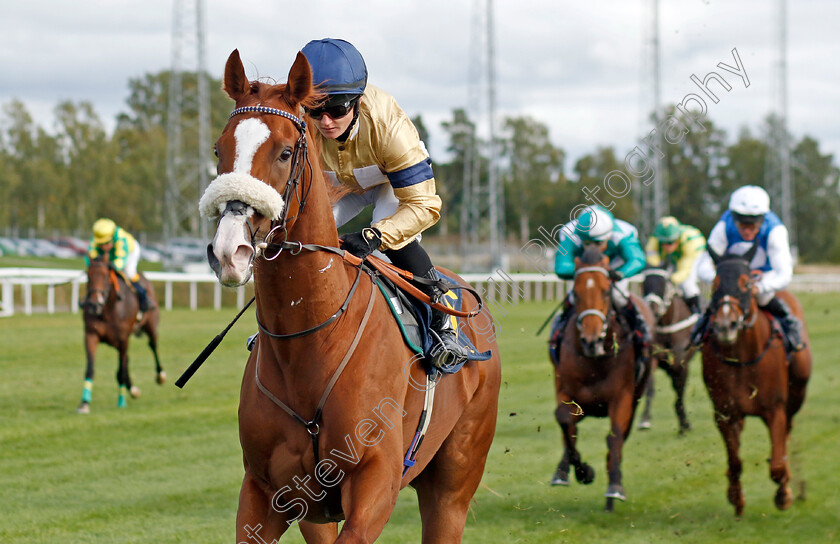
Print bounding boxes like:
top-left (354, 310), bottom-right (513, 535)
top-left (536, 298), bottom-right (566, 336)
top-left (175, 296), bottom-right (255, 388)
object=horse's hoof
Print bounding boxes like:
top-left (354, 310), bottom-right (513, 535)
top-left (575, 463), bottom-right (595, 485)
top-left (605, 484), bottom-right (626, 501)
top-left (679, 422), bottom-right (692, 434)
top-left (130, 386), bottom-right (142, 399)
top-left (156, 371), bottom-right (167, 385)
top-left (77, 402), bottom-right (90, 414)
top-left (775, 485), bottom-right (794, 510)
top-left (638, 418), bottom-right (652, 430)
top-left (551, 468), bottom-right (570, 486)
top-left (605, 497), bottom-right (615, 512)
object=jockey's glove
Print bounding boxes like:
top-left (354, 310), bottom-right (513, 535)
top-left (340, 227), bottom-right (382, 258)
top-left (608, 269), bottom-right (624, 282)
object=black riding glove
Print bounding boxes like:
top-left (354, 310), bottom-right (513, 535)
top-left (608, 269), bottom-right (624, 282)
top-left (340, 227), bottom-right (382, 258)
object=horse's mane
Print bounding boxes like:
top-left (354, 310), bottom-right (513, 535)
top-left (580, 245), bottom-right (604, 265)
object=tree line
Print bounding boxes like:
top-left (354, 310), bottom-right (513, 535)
top-left (2, 71), bottom-right (839, 262)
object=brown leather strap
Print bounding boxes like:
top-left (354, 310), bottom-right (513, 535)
top-left (365, 256), bottom-right (482, 318)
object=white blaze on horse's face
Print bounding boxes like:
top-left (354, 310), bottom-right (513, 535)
top-left (210, 118), bottom-right (272, 287)
top-left (233, 118), bottom-right (270, 173)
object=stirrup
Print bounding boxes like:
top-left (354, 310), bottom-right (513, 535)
top-left (428, 330), bottom-right (468, 370)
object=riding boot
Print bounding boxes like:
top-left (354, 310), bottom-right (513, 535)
top-left (132, 280), bottom-right (149, 312)
top-left (761, 296), bottom-right (805, 352)
top-left (548, 298), bottom-right (574, 363)
top-left (685, 295), bottom-right (702, 315)
top-left (621, 302), bottom-right (651, 383)
top-left (419, 268), bottom-right (469, 370)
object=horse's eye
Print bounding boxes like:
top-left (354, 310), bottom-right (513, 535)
top-left (279, 149), bottom-right (293, 162)
top-left (213, 145), bottom-right (218, 158)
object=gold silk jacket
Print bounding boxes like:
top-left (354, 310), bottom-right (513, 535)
top-left (314, 85), bottom-right (441, 250)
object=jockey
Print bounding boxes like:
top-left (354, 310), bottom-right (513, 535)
top-left (645, 216), bottom-right (706, 314)
top-left (550, 205), bottom-right (652, 364)
top-left (692, 185), bottom-right (804, 351)
top-left (86, 218), bottom-right (148, 312)
top-left (301, 38), bottom-right (467, 369)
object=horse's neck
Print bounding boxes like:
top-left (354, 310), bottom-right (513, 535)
top-left (736, 300), bottom-right (772, 356)
top-left (253, 175), bottom-right (353, 339)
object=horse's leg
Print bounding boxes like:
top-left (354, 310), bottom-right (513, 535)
top-left (638, 368), bottom-right (655, 430)
top-left (144, 318), bottom-right (166, 385)
top-left (787, 348), bottom-right (812, 423)
top-left (78, 332), bottom-right (98, 414)
top-left (554, 401), bottom-right (593, 485)
top-left (714, 413), bottom-right (745, 516)
top-left (604, 391), bottom-right (634, 511)
top-left (115, 343), bottom-right (138, 407)
top-left (236, 472), bottom-right (290, 542)
top-left (670, 351), bottom-right (692, 433)
top-left (765, 404), bottom-right (794, 510)
top-left (335, 456), bottom-right (400, 544)
top-left (413, 383), bottom-right (498, 544)
top-left (299, 521), bottom-right (338, 543)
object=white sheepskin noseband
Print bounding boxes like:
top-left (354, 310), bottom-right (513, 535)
top-left (199, 172), bottom-right (285, 220)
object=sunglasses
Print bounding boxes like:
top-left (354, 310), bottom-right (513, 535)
top-left (305, 99), bottom-right (357, 120)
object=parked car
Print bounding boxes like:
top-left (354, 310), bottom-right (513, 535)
top-left (0, 237), bottom-right (22, 256)
top-left (163, 237), bottom-right (207, 270)
top-left (24, 238), bottom-right (77, 259)
top-left (51, 236), bottom-right (89, 256)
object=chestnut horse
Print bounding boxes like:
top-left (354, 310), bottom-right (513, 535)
top-left (701, 247), bottom-right (811, 516)
top-left (638, 267), bottom-right (696, 432)
top-left (550, 245), bottom-right (653, 511)
top-left (79, 255), bottom-right (164, 413)
top-left (201, 50), bottom-right (501, 542)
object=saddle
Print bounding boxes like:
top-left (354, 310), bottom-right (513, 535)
top-left (365, 257), bottom-right (492, 374)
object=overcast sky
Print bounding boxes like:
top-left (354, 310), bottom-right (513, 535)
top-left (2, 0), bottom-right (838, 172)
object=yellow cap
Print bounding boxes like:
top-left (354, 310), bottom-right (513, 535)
top-left (92, 218), bottom-right (116, 245)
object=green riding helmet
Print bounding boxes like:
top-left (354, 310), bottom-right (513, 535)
top-left (653, 216), bottom-right (681, 244)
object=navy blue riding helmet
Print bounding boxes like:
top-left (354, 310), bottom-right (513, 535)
top-left (301, 38), bottom-right (368, 107)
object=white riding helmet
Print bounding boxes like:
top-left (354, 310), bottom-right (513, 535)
top-left (577, 206), bottom-right (615, 242)
top-left (728, 185), bottom-right (770, 217)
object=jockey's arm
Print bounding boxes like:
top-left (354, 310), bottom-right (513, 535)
top-left (372, 175), bottom-right (441, 250)
top-left (670, 231), bottom-right (706, 285)
top-left (615, 236), bottom-right (646, 278)
top-left (645, 237), bottom-right (662, 267)
top-left (370, 108), bottom-right (441, 250)
top-left (756, 225), bottom-right (793, 295)
top-left (554, 233), bottom-right (579, 280)
top-left (697, 221), bottom-right (727, 284)
top-left (111, 235), bottom-right (128, 271)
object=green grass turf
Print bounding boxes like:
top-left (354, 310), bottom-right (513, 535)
top-left (0, 293), bottom-right (838, 543)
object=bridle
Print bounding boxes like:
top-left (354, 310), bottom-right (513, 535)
top-left (573, 265), bottom-right (614, 340)
top-left (223, 105), bottom-right (314, 259)
top-left (84, 261), bottom-right (112, 316)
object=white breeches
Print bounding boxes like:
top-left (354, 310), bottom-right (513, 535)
top-left (124, 245), bottom-right (141, 279)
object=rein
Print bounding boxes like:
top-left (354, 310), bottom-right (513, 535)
top-left (709, 295), bottom-right (777, 367)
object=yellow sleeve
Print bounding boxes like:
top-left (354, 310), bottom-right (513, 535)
top-left (372, 178), bottom-right (442, 250)
top-left (645, 237), bottom-right (661, 267)
top-left (670, 230), bottom-right (706, 284)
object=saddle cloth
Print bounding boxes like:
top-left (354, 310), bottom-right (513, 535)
top-left (374, 271), bottom-right (492, 374)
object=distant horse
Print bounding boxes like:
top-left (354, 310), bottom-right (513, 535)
top-left (701, 246), bottom-right (811, 516)
top-left (201, 50), bottom-right (501, 542)
top-left (79, 255), bottom-right (164, 413)
top-left (638, 266), bottom-right (697, 432)
top-left (550, 245), bottom-right (654, 511)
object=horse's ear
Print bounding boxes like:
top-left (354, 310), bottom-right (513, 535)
top-left (743, 241), bottom-right (759, 265)
top-left (708, 247), bottom-right (721, 265)
top-left (223, 49), bottom-right (249, 102)
top-left (285, 51), bottom-right (312, 105)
